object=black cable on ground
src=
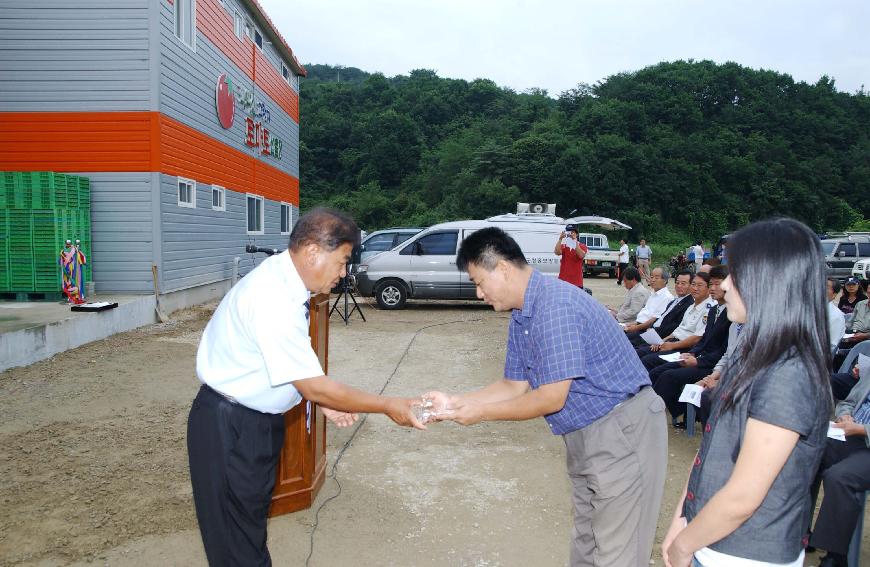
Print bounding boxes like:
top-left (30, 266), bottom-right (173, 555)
top-left (303, 317), bottom-right (484, 567)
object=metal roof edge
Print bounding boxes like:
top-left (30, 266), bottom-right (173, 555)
top-left (242, 0), bottom-right (307, 77)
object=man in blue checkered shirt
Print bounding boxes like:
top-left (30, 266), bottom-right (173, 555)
top-left (428, 227), bottom-right (668, 567)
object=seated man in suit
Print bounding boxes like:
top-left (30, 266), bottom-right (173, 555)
top-left (627, 270), bottom-right (693, 347)
top-left (650, 265), bottom-right (731, 427)
top-left (636, 272), bottom-right (711, 370)
top-left (608, 267), bottom-right (650, 324)
top-left (810, 354), bottom-right (870, 567)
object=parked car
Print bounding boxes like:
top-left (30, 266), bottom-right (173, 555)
top-left (577, 233), bottom-right (619, 277)
top-left (853, 258), bottom-right (870, 282)
top-left (356, 218), bottom-right (565, 309)
top-left (357, 227), bottom-right (425, 263)
top-left (822, 234), bottom-right (870, 280)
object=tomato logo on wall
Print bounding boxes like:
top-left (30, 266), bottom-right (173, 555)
top-left (215, 73), bottom-right (235, 129)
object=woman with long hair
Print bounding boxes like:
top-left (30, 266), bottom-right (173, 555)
top-left (662, 218), bottom-right (832, 567)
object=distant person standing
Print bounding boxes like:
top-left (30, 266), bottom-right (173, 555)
top-left (691, 241), bottom-right (704, 273)
top-left (617, 238), bottom-right (630, 285)
top-left (636, 238), bottom-right (652, 283)
top-left (554, 224), bottom-right (588, 288)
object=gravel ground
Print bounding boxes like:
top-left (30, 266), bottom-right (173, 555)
top-left (0, 276), bottom-right (863, 566)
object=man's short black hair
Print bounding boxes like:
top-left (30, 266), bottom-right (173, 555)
top-left (693, 271), bottom-right (711, 285)
top-left (457, 227), bottom-right (527, 271)
top-left (828, 277), bottom-right (842, 295)
top-left (676, 269), bottom-right (694, 280)
top-left (709, 265), bottom-right (729, 280)
top-left (622, 267), bottom-right (640, 282)
top-left (288, 207), bottom-right (360, 252)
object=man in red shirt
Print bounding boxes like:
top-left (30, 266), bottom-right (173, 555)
top-left (555, 224), bottom-right (588, 288)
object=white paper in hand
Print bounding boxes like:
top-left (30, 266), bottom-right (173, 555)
top-left (659, 352), bottom-right (683, 363)
top-left (562, 238), bottom-right (577, 250)
top-left (827, 422), bottom-right (846, 441)
top-left (640, 329), bottom-right (663, 345)
top-left (679, 384), bottom-right (704, 407)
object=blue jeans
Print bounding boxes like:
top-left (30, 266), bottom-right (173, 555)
top-left (693, 558), bottom-right (705, 567)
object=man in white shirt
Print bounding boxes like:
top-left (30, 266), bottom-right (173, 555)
top-left (624, 267), bottom-right (674, 334)
top-left (635, 272), bottom-right (711, 364)
top-left (617, 239), bottom-right (630, 285)
top-left (188, 208), bottom-right (423, 566)
top-left (691, 241), bottom-right (704, 273)
top-left (828, 277), bottom-right (846, 353)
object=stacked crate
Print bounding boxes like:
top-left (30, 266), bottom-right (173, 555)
top-left (0, 172), bottom-right (91, 297)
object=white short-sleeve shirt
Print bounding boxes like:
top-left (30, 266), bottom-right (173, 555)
top-left (618, 244), bottom-right (629, 263)
top-left (196, 251), bottom-right (324, 414)
top-left (671, 301), bottom-right (709, 341)
top-left (635, 286), bottom-right (674, 324)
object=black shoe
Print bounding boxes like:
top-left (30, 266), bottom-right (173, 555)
top-left (817, 552), bottom-right (848, 567)
top-left (672, 420), bottom-right (687, 430)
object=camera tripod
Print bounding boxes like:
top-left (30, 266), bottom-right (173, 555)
top-left (329, 275), bottom-right (366, 324)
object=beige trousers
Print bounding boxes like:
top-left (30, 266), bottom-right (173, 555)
top-left (563, 386), bottom-right (668, 567)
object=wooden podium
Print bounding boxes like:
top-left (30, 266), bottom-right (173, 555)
top-left (269, 292), bottom-right (329, 516)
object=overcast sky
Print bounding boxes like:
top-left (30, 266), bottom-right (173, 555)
top-left (259, 0), bottom-right (869, 96)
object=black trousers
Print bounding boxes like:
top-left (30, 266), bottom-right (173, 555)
top-left (830, 372), bottom-right (858, 401)
top-left (810, 436), bottom-right (870, 555)
top-left (188, 385), bottom-right (286, 567)
top-left (652, 367), bottom-right (708, 419)
top-left (616, 262), bottom-right (629, 284)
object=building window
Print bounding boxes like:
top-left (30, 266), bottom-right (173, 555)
top-left (178, 178), bottom-right (196, 208)
top-left (234, 11), bottom-right (244, 40)
top-left (280, 203), bottom-right (292, 234)
top-left (282, 63), bottom-right (290, 84)
top-left (244, 19), bottom-right (253, 41)
top-left (174, 0), bottom-right (196, 50)
top-left (253, 29), bottom-right (263, 50)
top-left (211, 185), bottom-right (225, 211)
top-left (246, 194), bottom-right (264, 234)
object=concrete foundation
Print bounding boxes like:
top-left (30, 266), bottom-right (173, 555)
top-left (0, 279), bottom-right (233, 372)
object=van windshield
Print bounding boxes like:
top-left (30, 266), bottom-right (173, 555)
top-left (821, 242), bottom-right (836, 255)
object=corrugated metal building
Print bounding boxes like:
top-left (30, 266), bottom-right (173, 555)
top-left (0, 0), bottom-right (305, 300)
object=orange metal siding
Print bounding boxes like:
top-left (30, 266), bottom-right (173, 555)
top-left (197, 0), bottom-right (299, 123)
top-left (0, 111), bottom-right (299, 205)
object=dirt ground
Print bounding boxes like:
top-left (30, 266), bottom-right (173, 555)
top-left (0, 277), bottom-right (864, 566)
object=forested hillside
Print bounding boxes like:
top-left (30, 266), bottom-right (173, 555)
top-left (299, 61), bottom-right (870, 242)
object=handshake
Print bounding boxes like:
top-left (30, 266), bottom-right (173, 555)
top-left (321, 391), bottom-right (479, 431)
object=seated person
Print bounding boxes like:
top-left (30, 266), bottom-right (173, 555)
top-left (838, 276), bottom-right (867, 316)
top-left (834, 292), bottom-right (870, 368)
top-left (622, 266), bottom-right (673, 334)
top-left (652, 267), bottom-right (732, 426)
top-left (827, 278), bottom-right (846, 353)
top-left (626, 270), bottom-right (693, 347)
top-left (608, 267), bottom-right (650, 324)
top-left (809, 355), bottom-right (870, 567)
top-left (636, 272), bottom-right (710, 370)
top-left (693, 321), bottom-right (743, 427)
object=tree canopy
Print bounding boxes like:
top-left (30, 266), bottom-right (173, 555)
top-left (299, 60), bottom-right (870, 243)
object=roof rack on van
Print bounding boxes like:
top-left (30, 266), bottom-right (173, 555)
top-left (821, 232), bottom-right (870, 240)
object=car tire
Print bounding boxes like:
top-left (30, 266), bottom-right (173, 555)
top-left (375, 280), bottom-right (407, 310)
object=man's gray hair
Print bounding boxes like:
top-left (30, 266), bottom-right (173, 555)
top-left (655, 266), bottom-right (670, 282)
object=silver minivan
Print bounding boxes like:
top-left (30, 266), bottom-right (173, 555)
top-left (355, 218), bottom-right (564, 309)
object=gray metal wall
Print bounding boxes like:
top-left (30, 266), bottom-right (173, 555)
top-left (80, 172), bottom-right (156, 294)
top-left (0, 0), bottom-right (152, 112)
top-left (159, 174), bottom-right (297, 291)
top-left (157, 0), bottom-right (300, 178)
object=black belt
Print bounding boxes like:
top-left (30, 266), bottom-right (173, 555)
top-left (202, 383), bottom-right (240, 405)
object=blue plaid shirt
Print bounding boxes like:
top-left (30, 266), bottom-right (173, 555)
top-left (505, 270), bottom-right (651, 435)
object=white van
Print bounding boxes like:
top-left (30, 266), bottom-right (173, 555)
top-left (355, 216), bottom-right (565, 309)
